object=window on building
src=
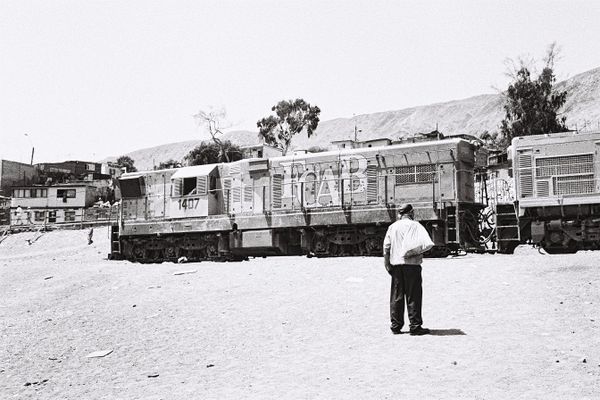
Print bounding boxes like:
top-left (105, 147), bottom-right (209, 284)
top-left (64, 210), bottom-right (76, 222)
top-left (34, 211), bottom-right (45, 222)
top-left (29, 189), bottom-right (46, 198)
top-left (56, 189), bottom-right (77, 199)
top-left (48, 211), bottom-right (56, 223)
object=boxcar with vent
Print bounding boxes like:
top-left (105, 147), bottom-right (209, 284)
top-left (511, 131), bottom-right (600, 253)
top-left (110, 137), bottom-right (486, 262)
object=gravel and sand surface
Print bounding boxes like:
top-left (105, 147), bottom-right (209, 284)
top-left (1, 227), bottom-right (599, 399)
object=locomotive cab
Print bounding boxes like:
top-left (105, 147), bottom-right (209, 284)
top-left (170, 164), bottom-right (221, 218)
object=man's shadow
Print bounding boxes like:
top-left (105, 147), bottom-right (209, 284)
top-left (428, 329), bottom-right (466, 336)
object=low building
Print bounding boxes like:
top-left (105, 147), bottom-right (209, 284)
top-left (36, 160), bottom-right (110, 182)
top-left (10, 183), bottom-right (100, 226)
top-left (101, 162), bottom-right (124, 179)
top-left (0, 195), bottom-right (10, 226)
top-left (331, 138), bottom-right (392, 150)
top-left (357, 138), bottom-right (392, 148)
top-left (240, 144), bottom-right (283, 159)
top-left (330, 139), bottom-right (356, 150)
top-left (0, 159), bottom-right (37, 197)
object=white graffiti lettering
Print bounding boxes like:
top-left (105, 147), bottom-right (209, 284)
top-left (279, 155), bottom-right (368, 207)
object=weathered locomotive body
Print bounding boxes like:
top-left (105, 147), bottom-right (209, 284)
top-left (511, 131), bottom-right (600, 253)
top-left (111, 137), bottom-right (486, 262)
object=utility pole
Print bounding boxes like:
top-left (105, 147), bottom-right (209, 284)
top-left (353, 114), bottom-right (362, 143)
top-left (24, 133), bottom-right (34, 164)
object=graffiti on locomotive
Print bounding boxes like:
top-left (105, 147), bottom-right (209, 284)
top-left (280, 154), bottom-right (367, 207)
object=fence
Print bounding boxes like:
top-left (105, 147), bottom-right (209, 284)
top-left (4, 206), bottom-right (119, 231)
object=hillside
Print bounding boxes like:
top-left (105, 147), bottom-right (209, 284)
top-left (110, 67), bottom-right (600, 170)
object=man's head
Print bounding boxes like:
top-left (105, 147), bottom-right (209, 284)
top-left (398, 203), bottom-right (414, 219)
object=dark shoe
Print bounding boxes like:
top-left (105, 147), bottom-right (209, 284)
top-left (409, 327), bottom-right (430, 336)
top-left (391, 328), bottom-right (403, 335)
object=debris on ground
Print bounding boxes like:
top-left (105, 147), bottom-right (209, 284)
top-left (26, 228), bottom-right (45, 246)
top-left (24, 379), bottom-right (48, 386)
top-left (0, 230), bottom-right (9, 244)
top-left (86, 349), bottom-right (113, 358)
top-left (173, 270), bottom-right (197, 276)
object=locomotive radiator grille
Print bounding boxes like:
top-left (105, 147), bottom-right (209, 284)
top-left (244, 186), bottom-right (253, 203)
top-left (536, 180), bottom-right (550, 197)
top-left (366, 164), bottom-right (378, 203)
top-left (517, 153), bottom-right (533, 198)
top-left (232, 187), bottom-right (241, 203)
top-left (416, 164), bottom-right (436, 182)
top-left (272, 174), bottom-right (282, 209)
top-left (553, 174), bottom-right (595, 195)
top-left (535, 154), bottom-right (594, 178)
top-left (223, 178), bottom-right (231, 213)
top-left (395, 164), bottom-right (436, 185)
top-left (229, 164), bottom-right (241, 175)
top-left (534, 153), bottom-right (596, 196)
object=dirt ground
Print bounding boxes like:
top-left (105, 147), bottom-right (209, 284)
top-left (1, 227), bottom-right (599, 399)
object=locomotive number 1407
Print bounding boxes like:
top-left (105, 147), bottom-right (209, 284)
top-left (177, 198), bottom-right (200, 210)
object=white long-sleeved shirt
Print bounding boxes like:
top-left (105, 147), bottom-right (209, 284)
top-left (383, 218), bottom-right (434, 265)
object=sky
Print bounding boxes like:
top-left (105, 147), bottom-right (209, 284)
top-left (2, 0), bottom-right (600, 164)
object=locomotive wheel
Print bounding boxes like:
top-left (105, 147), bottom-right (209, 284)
top-left (364, 236), bottom-right (383, 256)
top-left (542, 239), bottom-right (578, 254)
top-left (165, 246), bottom-right (179, 261)
top-left (311, 234), bottom-right (329, 255)
top-left (132, 243), bottom-right (146, 262)
top-left (205, 236), bottom-right (220, 259)
top-left (497, 241), bottom-right (518, 255)
top-left (148, 249), bottom-right (164, 263)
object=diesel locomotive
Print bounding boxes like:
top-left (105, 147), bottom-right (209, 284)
top-left (109, 137), bottom-right (488, 262)
top-left (505, 130), bottom-right (600, 254)
top-left (109, 130), bottom-right (600, 262)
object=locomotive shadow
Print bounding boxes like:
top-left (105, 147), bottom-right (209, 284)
top-left (428, 329), bottom-right (466, 336)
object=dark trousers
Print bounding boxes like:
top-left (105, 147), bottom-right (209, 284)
top-left (390, 264), bottom-right (423, 331)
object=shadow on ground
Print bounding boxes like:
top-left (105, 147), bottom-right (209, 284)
top-left (428, 329), bottom-right (466, 336)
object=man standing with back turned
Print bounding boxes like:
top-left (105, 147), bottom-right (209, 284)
top-left (383, 204), bottom-right (434, 335)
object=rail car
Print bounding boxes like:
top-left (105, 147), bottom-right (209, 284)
top-left (109, 137), bottom-right (489, 262)
top-left (496, 130), bottom-right (600, 254)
